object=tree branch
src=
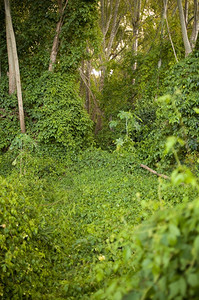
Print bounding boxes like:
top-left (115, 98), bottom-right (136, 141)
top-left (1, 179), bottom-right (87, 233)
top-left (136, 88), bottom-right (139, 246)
top-left (140, 164), bottom-right (170, 180)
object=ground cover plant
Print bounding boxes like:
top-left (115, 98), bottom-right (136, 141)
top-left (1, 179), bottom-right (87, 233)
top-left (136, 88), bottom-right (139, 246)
top-left (0, 147), bottom-right (198, 299)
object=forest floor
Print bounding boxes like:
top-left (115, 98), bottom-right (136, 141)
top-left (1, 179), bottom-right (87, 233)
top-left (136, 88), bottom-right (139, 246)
top-left (1, 148), bottom-right (197, 299)
top-left (34, 149), bottom-right (196, 299)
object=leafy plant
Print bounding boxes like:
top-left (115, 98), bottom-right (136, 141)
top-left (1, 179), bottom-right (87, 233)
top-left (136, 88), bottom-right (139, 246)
top-left (109, 111), bottom-right (142, 152)
top-left (25, 72), bottom-right (94, 153)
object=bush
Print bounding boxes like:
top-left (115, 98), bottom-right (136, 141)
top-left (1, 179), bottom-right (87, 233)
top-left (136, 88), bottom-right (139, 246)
top-left (136, 53), bottom-right (199, 164)
top-left (125, 198), bottom-right (199, 299)
top-left (0, 175), bottom-right (70, 299)
top-left (0, 77), bottom-right (20, 152)
top-left (24, 72), bottom-right (94, 152)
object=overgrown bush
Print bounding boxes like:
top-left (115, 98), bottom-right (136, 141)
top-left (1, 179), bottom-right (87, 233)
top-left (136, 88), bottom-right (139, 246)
top-left (136, 53), bottom-right (199, 164)
top-left (0, 77), bottom-right (20, 152)
top-left (125, 198), bottom-right (199, 300)
top-left (24, 72), bottom-right (93, 152)
top-left (0, 175), bottom-right (71, 299)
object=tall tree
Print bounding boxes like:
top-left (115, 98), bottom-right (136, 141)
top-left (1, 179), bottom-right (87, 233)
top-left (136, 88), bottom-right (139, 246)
top-left (163, 0), bottom-right (178, 62)
top-left (48, 0), bottom-right (68, 71)
top-left (99, 0), bottom-right (125, 89)
top-left (131, 0), bottom-right (141, 70)
top-left (5, 11), bottom-right (16, 94)
top-left (177, 0), bottom-right (192, 56)
top-left (4, 0), bottom-right (25, 133)
top-left (190, 0), bottom-right (199, 49)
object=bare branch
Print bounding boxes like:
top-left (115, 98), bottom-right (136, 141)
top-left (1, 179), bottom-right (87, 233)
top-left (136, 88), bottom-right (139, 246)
top-left (140, 164), bottom-right (170, 180)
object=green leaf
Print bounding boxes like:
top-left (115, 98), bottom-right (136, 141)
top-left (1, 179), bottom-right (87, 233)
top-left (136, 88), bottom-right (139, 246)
top-left (157, 94), bottom-right (171, 104)
top-left (193, 236), bottom-right (199, 255)
top-left (109, 120), bottom-right (118, 129)
top-left (165, 136), bottom-right (177, 154)
top-left (187, 273), bottom-right (198, 287)
top-left (169, 224), bottom-right (180, 237)
top-left (169, 277), bottom-right (186, 299)
top-left (193, 108), bottom-right (199, 114)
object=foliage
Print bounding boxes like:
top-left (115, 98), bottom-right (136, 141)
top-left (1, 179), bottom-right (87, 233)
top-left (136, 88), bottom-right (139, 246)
top-left (1, 0), bottom-right (199, 298)
top-left (123, 197), bottom-right (199, 300)
top-left (24, 72), bottom-right (94, 152)
top-left (59, 0), bottom-right (99, 72)
top-left (96, 43), bottom-right (176, 151)
top-left (0, 141), bottom-right (198, 299)
top-left (0, 78), bottom-right (20, 151)
top-left (0, 175), bottom-right (69, 299)
top-left (136, 53), bottom-right (199, 164)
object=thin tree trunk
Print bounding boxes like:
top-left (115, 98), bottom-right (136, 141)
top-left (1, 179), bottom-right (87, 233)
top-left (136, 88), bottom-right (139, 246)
top-left (5, 16), bottom-right (16, 94)
top-left (4, 0), bottom-right (25, 133)
top-left (48, 18), bottom-right (63, 71)
top-left (177, 0), bottom-right (192, 56)
top-left (48, 0), bottom-right (68, 71)
top-left (99, 0), bottom-right (122, 90)
top-left (79, 60), bottom-right (85, 97)
top-left (106, 0), bottom-right (120, 58)
top-left (132, 0), bottom-right (141, 83)
top-left (190, 0), bottom-right (199, 49)
top-left (79, 67), bottom-right (103, 133)
top-left (163, 0), bottom-right (178, 62)
top-left (184, 0), bottom-right (189, 27)
top-left (132, 0), bottom-right (141, 57)
top-left (85, 59), bottom-right (91, 114)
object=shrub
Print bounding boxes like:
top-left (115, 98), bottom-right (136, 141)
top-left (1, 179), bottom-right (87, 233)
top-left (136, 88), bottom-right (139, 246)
top-left (25, 72), bottom-right (93, 152)
top-left (126, 198), bottom-right (199, 299)
top-left (0, 78), bottom-right (20, 152)
top-left (0, 175), bottom-right (70, 299)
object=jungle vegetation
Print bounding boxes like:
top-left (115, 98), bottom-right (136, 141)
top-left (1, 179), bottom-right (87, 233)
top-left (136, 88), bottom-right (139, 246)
top-left (1, 0), bottom-right (199, 299)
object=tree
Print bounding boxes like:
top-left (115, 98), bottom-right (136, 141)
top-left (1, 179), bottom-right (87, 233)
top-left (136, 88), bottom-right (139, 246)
top-left (131, 0), bottom-right (141, 70)
top-left (190, 0), bottom-right (199, 49)
top-left (177, 0), bottom-right (199, 56)
top-left (163, 0), bottom-right (178, 62)
top-left (99, 0), bottom-right (127, 89)
top-left (48, 0), bottom-right (68, 72)
top-left (4, 0), bottom-right (25, 133)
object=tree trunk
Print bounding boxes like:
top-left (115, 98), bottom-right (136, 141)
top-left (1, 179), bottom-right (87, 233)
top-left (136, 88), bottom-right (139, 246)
top-left (184, 0), bottom-right (189, 27)
top-left (163, 0), bottom-right (178, 62)
top-left (106, 0), bottom-right (120, 58)
top-left (85, 59), bottom-right (91, 114)
top-left (48, 18), bottom-right (63, 71)
top-left (48, 0), bottom-right (68, 71)
top-left (4, 0), bottom-right (25, 133)
top-left (132, 0), bottom-right (141, 83)
top-left (5, 16), bottom-right (16, 94)
top-left (99, 0), bottom-right (121, 90)
top-left (177, 0), bottom-right (192, 56)
top-left (132, 0), bottom-right (141, 57)
top-left (190, 0), bottom-right (199, 49)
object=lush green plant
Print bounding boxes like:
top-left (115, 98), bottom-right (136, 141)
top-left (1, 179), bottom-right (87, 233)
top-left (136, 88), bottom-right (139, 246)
top-left (134, 53), bottom-right (199, 165)
top-left (0, 78), bottom-right (20, 152)
top-left (94, 136), bottom-right (199, 300)
top-left (123, 196), bottom-right (199, 300)
top-left (24, 72), bottom-right (94, 153)
top-left (0, 176), bottom-right (60, 298)
top-left (109, 110), bottom-right (142, 152)
top-left (0, 144), bottom-right (197, 299)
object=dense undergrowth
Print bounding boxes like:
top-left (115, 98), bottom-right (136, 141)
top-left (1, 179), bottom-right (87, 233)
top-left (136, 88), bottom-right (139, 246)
top-left (1, 41), bottom-right (199, 300)
top-left (2, 1), bottom-right (199, 298)
top-left (0, 148), bottom-right (198, 299)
